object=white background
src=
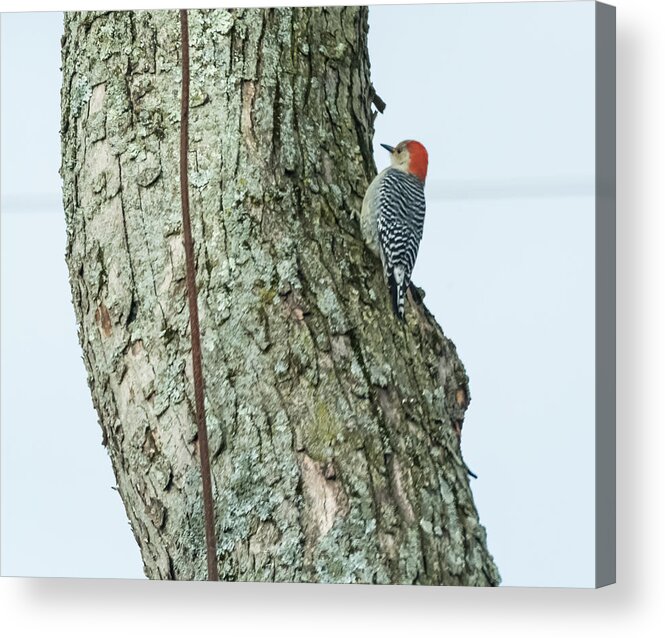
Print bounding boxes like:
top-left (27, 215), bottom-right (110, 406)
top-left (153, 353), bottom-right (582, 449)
top-left (1, 0), bottom-right (664, 636)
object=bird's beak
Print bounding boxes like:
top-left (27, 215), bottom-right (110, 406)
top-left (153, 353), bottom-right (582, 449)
top-left (380, 143), bottom-right (395, 153)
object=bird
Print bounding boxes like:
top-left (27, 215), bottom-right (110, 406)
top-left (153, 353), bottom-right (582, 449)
top-left (361, 140), bottom-right (428, 321)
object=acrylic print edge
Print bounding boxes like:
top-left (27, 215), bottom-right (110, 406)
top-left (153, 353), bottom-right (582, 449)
top-left (595, 0), bottom-right (616, 589)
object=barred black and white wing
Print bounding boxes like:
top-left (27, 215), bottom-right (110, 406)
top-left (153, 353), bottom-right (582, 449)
top-left (377, 168), bottom-right (426, 320)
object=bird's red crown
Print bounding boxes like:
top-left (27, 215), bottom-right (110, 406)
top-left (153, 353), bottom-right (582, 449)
top-left (406, 140), bottom-right (428, 182)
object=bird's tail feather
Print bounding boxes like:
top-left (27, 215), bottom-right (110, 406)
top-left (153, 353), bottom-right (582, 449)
top-left (389, 266), bottom-right (406, 321)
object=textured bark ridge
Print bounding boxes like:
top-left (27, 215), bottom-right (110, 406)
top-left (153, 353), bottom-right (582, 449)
top-left (60, 8), bottom-right (500, 585)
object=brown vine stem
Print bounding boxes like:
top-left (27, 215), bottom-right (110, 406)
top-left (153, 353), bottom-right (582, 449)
top-left (179, 8), bottom-right (219, 581)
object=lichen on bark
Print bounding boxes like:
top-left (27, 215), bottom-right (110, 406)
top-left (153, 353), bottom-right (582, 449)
top-left (60, 7), bottom-right (500, 585)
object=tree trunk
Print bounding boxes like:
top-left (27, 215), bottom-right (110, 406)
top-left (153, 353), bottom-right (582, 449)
top-left (60, 7), bottom-right (500, 585)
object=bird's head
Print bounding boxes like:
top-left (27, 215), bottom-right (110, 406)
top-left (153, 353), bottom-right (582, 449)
top-left (381, 140), bottom-right (428, 182)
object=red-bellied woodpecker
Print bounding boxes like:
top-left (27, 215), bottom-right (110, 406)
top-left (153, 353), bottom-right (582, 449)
top-left (361, 140), bottom-right (428, 321)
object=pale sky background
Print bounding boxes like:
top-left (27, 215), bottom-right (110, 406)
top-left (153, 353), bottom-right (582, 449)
top-left (1, 2), bottom-right (596, 587)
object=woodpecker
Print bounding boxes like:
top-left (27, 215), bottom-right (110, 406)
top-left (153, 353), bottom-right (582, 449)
top-left (361, 140), bottom-right (428, 320)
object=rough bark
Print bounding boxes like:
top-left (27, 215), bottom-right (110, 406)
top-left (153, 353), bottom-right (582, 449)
top-left (60, 8), bottom-right (500, 585)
